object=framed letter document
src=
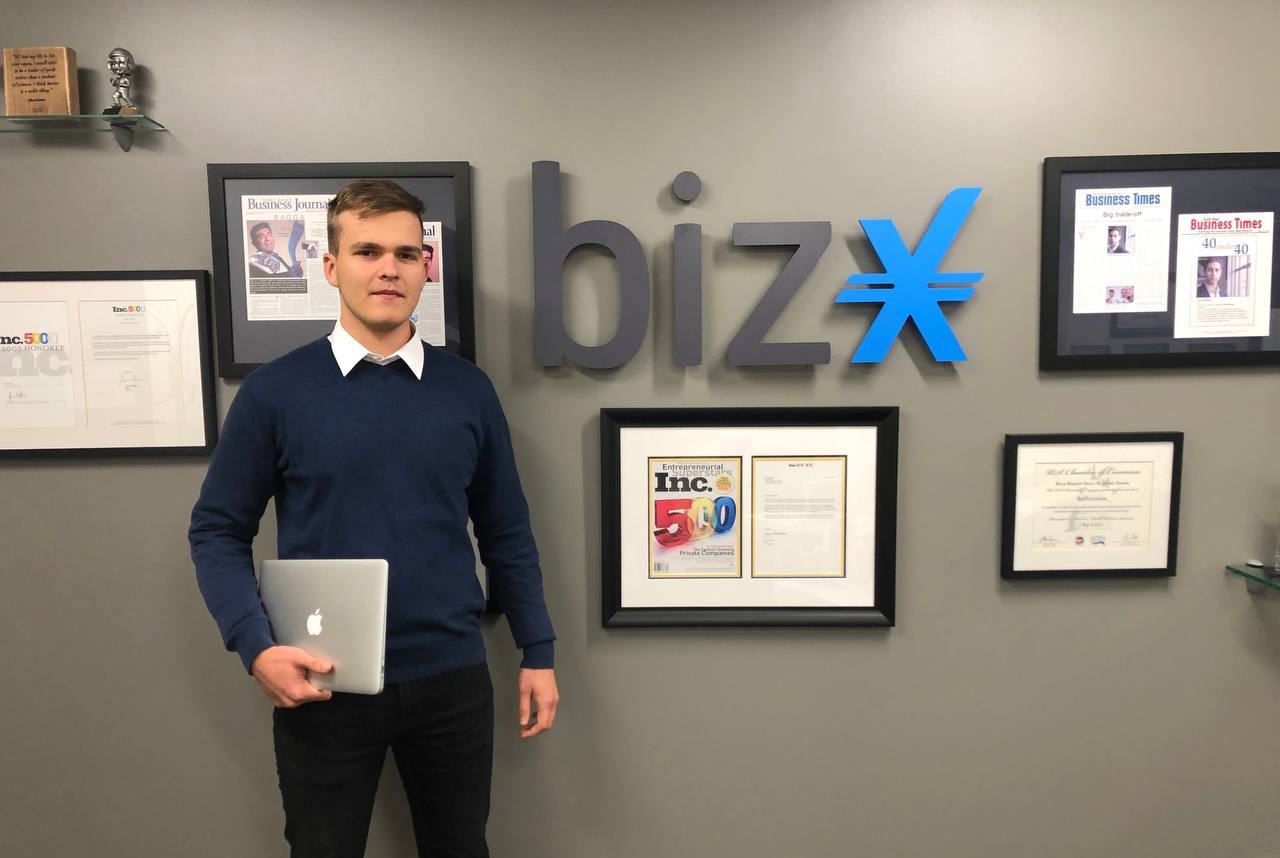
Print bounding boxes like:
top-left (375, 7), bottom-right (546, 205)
top-left (601, 407), bottom-right (898, 627)
top-left (0, 271), bottom-right (217, 458)
top-left (1001, 432), bottom-right (1182, 579)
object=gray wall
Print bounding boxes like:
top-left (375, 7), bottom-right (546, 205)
top-left (4, 1), bottom-right (1280, 856)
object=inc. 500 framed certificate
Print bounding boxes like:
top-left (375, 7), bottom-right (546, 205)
top-left (600, 407), bottom-right (898, 627)
top-left (0, 271), bottom-right (217, 458)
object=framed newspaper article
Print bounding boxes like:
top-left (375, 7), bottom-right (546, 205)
top-left (1001, 432), bottom-right (1183, 580)
top-left (207, 162), bottom-right (474, 378)
top-left (600, 407), bottom-right (898, 628)
top-left (0, 271), bottom-right (217, 458)
top-left (1042, 152), bottom-right (1280, 370)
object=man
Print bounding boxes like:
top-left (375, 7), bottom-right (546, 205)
top-left (423, 241), bottom-right (436, 283)
top-left (1198, 258), bottom-right (1226, 298)
top-left (1105, 287), bottom-right (1116, 304)
top-left (1106, 226), bottom-right (1127, 254)
top-left (248, 222), bottom-right (303, 277)
top-left (191, 179), bottom-right (558, 857)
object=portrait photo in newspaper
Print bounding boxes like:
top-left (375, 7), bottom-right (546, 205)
top-left (242, 195), bottom-right (338, 321)
top-left (1071, 186), bottom-right (1172, 315)
top-left (1172, 211), bottom-right (1273, 339)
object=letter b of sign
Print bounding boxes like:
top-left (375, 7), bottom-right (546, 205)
top-left (532, 161), bottom-right (649, 369)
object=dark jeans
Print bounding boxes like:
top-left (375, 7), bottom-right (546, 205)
top-left (272, 662), bottom-right (494, 858)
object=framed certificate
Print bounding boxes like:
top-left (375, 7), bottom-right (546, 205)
top-left (1042, 152), bottom-right (1280, 369)
top-left (207, 162), bottom-right (474, 377)
top-left (0, 271), bottom-right (217, 458)
top-left (601, 407), bottom-right (898, 627)
top-left (1001, 433), bottom-right (1183, 579)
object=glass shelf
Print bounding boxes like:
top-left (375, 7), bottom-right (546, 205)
top-left (0, 114), bottom-right (166, 151)
top-left (0, 114), bottom-right (167, 133)
top-left (1225, 563), bottom-right (1280, 593)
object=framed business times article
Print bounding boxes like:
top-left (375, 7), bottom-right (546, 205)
top-left (1042, 152), bottom-right (1280, 369)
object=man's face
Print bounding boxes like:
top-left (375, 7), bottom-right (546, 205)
top-left (1107, 228), bottom-right (1121, 251)
top-left (423, 245), bottom-right (434, 273)
top-left (324, 210), bottom-right (425, 339)
top-left (1204, 260), bottom-right (1222, 286)
top-left (252, 227), bottom-right (275, 253)
top-left (109, 56), bottom-right (126, 74)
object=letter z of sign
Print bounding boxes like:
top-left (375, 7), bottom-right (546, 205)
top-left (728, 222), bottom-right (833, 367)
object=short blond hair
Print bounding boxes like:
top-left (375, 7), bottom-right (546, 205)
top-left (327, 180), bottom-right (425, 253)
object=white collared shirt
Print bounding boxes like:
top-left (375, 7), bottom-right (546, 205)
top-left (328, 320), bottom-right (424, 380)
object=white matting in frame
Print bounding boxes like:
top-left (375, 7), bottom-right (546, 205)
top-left (619, 425), bottom-right (878, 609)
top-left (1004, 433), bottom-right (1182, 578)
top-left (0, 271), bottom-right (216, 457)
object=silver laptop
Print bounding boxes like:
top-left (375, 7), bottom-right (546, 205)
top-left (259, 558), bottom-right (389, 695)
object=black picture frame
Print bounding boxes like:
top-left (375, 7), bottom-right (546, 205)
top-left (1041, 152), bottom-right (1280, 370)
top-left (207, 162), bottom-right (475, 378)
top-left (601, 407), bottom-right (898, 627)
top-left (1001, 432), bottom-right (1183, 580)
top-left (0, 270), bottom-right (218, 458)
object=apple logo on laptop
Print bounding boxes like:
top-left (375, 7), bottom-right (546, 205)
top-left (307, 609), bottom-right (323, 636)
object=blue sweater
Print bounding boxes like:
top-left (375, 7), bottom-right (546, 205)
top-left (189, 339), bottom-right (554, 683)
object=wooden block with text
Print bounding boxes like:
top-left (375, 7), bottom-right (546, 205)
top-left (3, 46), bottom-right (80, 116)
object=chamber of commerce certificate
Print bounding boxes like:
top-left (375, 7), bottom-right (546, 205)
top-left (1007, 437), bottom-right (1178, 575)
top-left (1030, 461), bottom-right (1153, 550)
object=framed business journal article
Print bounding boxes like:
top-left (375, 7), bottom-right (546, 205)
top-left (207, 161), bottom-right (475, 377)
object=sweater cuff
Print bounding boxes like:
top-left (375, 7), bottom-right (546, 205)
top-left (520, 641), bottom-right (554, 670)
top-left (234, 625), bottom-right (277, 675)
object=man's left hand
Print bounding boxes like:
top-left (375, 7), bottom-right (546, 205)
top-left (517, 668), bottom-right (559, 739)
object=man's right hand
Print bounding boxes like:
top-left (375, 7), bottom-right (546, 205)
top-left (250, 646), bottom-right (334, 708)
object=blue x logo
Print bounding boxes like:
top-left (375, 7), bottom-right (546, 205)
top-left (835, 188), bottom-right (983, 362)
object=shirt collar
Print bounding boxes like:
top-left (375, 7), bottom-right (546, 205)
top-left (328, 320), bottom-right (424, 380)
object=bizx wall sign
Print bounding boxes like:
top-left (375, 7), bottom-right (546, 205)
top-left (532, 161), bottom-right (984, 368)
